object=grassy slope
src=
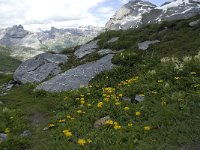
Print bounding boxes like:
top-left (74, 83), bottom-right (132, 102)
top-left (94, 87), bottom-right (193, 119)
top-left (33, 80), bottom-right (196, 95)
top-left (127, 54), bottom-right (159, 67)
top-left (0, 46), bottom-right (21, 73)
top-left (0, 16), bottom-right (200, 149)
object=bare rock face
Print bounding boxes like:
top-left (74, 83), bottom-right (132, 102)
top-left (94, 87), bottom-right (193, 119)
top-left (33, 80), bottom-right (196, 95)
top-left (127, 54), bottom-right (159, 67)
top-left (74, 40), bottom-right (99, 59)
top-left (105, 0), bottom-right (156, 30)
top-left (106, 0), bottom-right (200, 30)
top-left (35, 54), bottom-right (115, 92)
top-left (13, 53), bottom-right (68, 84)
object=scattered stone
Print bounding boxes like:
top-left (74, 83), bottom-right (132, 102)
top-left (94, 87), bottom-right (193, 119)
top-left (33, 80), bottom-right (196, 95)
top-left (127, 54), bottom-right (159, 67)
top-left (35, 54), bottom-right (115, 92)
top-left (43, 127), bottom-right (49, 131)
top-left (135, 94), bottom-right (145, 102)
top-left (14, 53), bottom-right (68, 84)
top-left (20, 130), bottom-right (32, 137)
top-left (189, 19), bottom-right (200, 27)
top-left (74, 40), bottom-right (99, 59)
top-left (94, 116), bottom-right (110, 128)
top-left (0, 80), bottom-right (20, 96)
top-left (122, 97), bottom-right (132, 103)
top-left (107, 37), bottom-right (119, 44)
top-left (97, 49), bottom-right (115, 55)
top-left (0, 133), bottom-right (7, 141)
top-left (138, 40), bottom-right (160, 50)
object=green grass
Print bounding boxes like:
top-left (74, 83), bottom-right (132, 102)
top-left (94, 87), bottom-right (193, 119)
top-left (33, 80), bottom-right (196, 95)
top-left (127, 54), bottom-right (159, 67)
top-left (0, 16), bottom-right (200, 149)
top-left (0, 54), bottom-right (21, 73)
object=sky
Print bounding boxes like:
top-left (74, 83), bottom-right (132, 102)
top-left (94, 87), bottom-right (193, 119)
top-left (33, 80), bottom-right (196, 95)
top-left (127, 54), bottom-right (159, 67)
top-left (0, 0), bottom-right (167, 31)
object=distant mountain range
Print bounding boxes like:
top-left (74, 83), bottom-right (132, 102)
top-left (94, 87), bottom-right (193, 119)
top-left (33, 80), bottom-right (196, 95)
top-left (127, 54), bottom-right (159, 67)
top-left (0, 25), bottom-right (103, 60)
top-left (106, 0), bottom-right (200, 30)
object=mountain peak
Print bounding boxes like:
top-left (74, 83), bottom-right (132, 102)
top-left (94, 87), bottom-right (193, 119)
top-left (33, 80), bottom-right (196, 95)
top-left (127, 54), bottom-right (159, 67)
top-left (106, 0), bottom-right (200, 30)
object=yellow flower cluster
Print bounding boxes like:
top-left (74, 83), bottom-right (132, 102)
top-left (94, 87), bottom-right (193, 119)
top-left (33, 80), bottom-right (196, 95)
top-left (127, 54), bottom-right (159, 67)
top-left (4, 128), bottom-right (10, 134)
top-left (144, 126), bottom-right (151, 131)
top-left (48, 123), bottom-right (55, 127)
top-left (103, 87), bottom-right (115, 94)
top-left (63, 130), bottom-right (73, 137)
top-left (77, 110), bottom-right (85, 114)
top-left (97, 102), bottom-right (103, 108)
top-left (77, 138), bottom-right (92, 146)
top-left (118, 76), bottom-right (139, 86)
top-left (135, 111), bottom-right (141, 117)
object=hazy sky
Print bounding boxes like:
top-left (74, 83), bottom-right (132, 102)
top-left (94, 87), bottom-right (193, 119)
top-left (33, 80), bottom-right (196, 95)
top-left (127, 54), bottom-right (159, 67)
top-left (0, 0), bottom-right (167, 30)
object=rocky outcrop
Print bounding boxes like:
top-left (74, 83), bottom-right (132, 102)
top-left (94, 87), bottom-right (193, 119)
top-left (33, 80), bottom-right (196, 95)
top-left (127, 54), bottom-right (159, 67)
top-left (74, 40), bottom-right (99, 58)
top-left (35, 54), bottom-right (115, 92)
top-left (14, 53), bottom-right (68, 84)
top-left (106, 0), bottom-right (200, 30)
top-left (138, 40), bottom-right (160, 50)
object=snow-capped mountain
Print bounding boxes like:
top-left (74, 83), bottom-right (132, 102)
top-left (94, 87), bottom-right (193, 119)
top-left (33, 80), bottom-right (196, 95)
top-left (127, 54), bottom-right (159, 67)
top-left (0, 25), bottom-right (103, 61)
top-left (106, 0), bottom-right (200, 30)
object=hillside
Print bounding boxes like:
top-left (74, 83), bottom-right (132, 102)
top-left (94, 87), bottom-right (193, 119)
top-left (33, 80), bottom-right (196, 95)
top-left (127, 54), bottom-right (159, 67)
top-left (0, 16), bottom-right (200, 149)
top-left (0, 46), bottom-right (21, 73)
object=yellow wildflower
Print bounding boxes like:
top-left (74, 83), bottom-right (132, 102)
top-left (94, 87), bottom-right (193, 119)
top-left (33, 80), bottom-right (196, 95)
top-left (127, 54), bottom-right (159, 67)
top-left (124, 107), bottom-right (129, 111)
top-left (114, 122), bottom-right (119, 125)
top-left (4, 128), bottom-right (10, 134)
top-left (144, 126), bottom-right (151, 131)
top-left (67, 115), bottom-right (71, 119)
top-left (114, 125), bottom-right (121, 130)
top-left (78, 139), bottom-right (86, 146)
top-left (97, 102), bottom-right (103, 108)
top-left (135, 111), bottom-right (141, 116)
top-left (89, 85), bottom-right (92, 88)
top-left (64, 97), bottom-right (68, 101)
top-left (118, 94), bottom-right (123, 97)
top-left (80, 101), bottom-right (85, 105)
top-left (58, 119), bottom-right (66, 123)
top-left (139, 94), bottom-right (145, 97)
top-left (115, 102), bottom-right (121, 106)
top-left (80, 97), bottom-right (85, 101)
top-left (128, 123), bottom-right (133, 127)
top-left (48, 123), bottom-right (55, 127)
top-left (76, 98), bottom-right (80, 101)
top-left (77, 110), bottom-right (85, 114)
top-left (63, 130), bottom-right (72, 137)
top-left (105, 119), bottom-right (113, 125)
top-left (87, 103), bottom-right (92, 107)
top-left (87, 139), bottom-right (92, 143)
top-left (158, 80), bottom-right (164, 83)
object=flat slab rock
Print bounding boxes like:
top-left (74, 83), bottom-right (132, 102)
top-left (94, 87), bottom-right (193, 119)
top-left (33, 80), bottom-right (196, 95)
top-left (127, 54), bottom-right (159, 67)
top-left (138, 40), bottom-right (160, 50)
top-left (14, 53), bottom-right (68, 84)
top-left (35, 54), bottom-right (115, 92)
top-left (189, 19), bottom-right (200, 27)
top-left (74, 40), bottom-right (99, 59)
top-left (107, 37), bottom-right (119, 44)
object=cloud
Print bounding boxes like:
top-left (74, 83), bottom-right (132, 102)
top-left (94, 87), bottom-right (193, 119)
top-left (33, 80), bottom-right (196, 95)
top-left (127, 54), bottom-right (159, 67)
top-left (0, 0), bottom-right (109, 29)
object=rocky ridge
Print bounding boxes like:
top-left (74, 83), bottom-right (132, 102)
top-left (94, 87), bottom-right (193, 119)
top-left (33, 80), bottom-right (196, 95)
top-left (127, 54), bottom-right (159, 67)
top-left (106, 0), bottom-right (200, 30)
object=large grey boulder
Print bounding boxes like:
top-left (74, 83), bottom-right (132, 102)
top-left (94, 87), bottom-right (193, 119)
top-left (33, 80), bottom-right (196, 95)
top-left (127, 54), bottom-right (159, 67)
top-left (35, 54), bottom-right (115, 92)
top-left (138, 40), bottom-right (160, 50)
top-left (74, 40), bottom-right (99, 58)
top-left (14, 53), bottom-right (68, 84)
